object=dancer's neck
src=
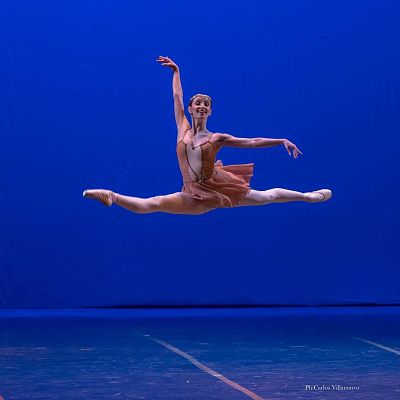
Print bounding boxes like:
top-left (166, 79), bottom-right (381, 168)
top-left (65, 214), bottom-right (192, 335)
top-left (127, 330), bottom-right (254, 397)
top-left (192, 120), bottom-right (208, 136)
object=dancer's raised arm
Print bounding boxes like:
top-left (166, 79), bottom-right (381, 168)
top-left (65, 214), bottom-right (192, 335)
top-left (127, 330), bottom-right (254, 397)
top-left (157, 56), bottom-right (190, 139)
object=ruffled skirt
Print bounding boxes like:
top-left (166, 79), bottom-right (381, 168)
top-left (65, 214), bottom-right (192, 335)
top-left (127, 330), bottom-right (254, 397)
top-left (181, 160), bottom-right (254, 208)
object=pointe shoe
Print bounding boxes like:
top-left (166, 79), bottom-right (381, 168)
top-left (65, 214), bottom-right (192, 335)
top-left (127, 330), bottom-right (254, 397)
top-left (82, 189), bottom-right (116, 207)
top-left (305, 189), bottom-right (332, 203)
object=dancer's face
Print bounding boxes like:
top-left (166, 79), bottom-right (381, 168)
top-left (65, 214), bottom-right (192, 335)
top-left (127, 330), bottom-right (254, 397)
top-left (189, 96), bottom-right (212, 119)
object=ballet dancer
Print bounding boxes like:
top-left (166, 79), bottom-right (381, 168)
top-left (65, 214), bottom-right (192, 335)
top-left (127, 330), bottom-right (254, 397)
top-left (83, 56), bottom-right (332, 215)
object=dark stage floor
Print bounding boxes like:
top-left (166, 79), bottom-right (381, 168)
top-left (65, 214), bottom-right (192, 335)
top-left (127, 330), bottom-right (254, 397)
top-left (0, 307), bottom-right (399, 399)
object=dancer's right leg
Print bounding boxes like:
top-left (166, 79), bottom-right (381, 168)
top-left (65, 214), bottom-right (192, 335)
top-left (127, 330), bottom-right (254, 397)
top-left (83, 189), bottom-right (212, 215)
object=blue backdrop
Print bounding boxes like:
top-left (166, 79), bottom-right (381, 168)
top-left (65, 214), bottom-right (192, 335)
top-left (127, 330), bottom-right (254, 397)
top-left (1, 0), bottom-right (399, 307)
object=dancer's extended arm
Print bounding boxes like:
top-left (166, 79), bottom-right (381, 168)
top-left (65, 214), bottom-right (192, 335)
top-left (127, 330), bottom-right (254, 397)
top-left (157, 56), bottom-right (190, 139)
top-left (215, 133), bottom-right (303, 158)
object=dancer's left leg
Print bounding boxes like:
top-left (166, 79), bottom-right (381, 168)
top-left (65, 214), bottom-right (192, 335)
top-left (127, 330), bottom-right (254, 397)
top-left (236, 188), bottom-right (331, 207)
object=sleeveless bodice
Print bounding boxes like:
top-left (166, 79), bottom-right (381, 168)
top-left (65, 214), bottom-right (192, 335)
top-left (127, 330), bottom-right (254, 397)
top-left (175, 132), bottom-right (254, 209)
top-left (176, 134), bottom-right (218, 183)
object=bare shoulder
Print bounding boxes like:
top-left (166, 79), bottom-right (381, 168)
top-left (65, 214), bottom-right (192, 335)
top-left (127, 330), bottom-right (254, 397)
top-left (177, 125), bottom-right (191, 143)
top-left (210, 132), bottom-right (234, 149)
top-left (210, 132), bottom-right (227, 144)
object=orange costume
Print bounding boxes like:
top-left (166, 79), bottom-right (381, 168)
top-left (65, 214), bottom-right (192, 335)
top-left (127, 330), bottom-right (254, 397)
top-left (176, 131), bottom-right (254, 208)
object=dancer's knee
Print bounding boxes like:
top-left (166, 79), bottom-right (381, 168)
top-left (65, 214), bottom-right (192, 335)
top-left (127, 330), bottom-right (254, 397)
top-left (263, 189), bottom-right (279, 203)
top-left (264, 188), bottom-right (287, 203)
top-left (146, 196), bottom-right (162, 212)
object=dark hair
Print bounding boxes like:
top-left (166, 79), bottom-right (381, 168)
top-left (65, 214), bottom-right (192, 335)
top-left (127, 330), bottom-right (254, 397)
top-left (189, 93), bottom-right (212, 107)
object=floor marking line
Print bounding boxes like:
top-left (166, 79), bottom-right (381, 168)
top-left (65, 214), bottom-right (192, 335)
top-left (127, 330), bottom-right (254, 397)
top-left (352, 336), bottom-right (400, 356)
top-left (145, 335), bottom-right (268, 400)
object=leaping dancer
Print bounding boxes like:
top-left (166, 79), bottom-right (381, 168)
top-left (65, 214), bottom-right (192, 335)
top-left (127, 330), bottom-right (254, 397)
top-left (83, 56), bottom-right (332, 215)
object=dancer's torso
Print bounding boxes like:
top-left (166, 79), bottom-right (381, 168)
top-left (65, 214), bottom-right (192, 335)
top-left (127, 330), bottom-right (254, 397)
top-left (176, 131), bottom-right (219, 183)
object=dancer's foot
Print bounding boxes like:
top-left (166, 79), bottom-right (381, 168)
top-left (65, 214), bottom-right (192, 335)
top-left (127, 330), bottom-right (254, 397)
top-left (304, 189), bottom-right (332, 203)
top-left (83, 189), bottom-right (116, 207)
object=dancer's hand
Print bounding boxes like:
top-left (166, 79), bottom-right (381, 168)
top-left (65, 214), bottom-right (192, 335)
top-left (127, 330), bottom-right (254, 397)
top-left (283, 139), bottom-right (303, 158)
top-left (156, 56), bottom-right (179, 72)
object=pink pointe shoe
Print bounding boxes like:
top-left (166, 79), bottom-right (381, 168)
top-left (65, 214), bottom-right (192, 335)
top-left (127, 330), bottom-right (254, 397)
top-left (82, 189), bottom-right (116, 207)
top-left (305, 189), bottom-right (332, 203)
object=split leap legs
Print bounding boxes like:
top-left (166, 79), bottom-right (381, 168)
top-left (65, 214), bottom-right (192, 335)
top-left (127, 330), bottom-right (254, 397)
top-left (83, 187), bottom-right (332, 215)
